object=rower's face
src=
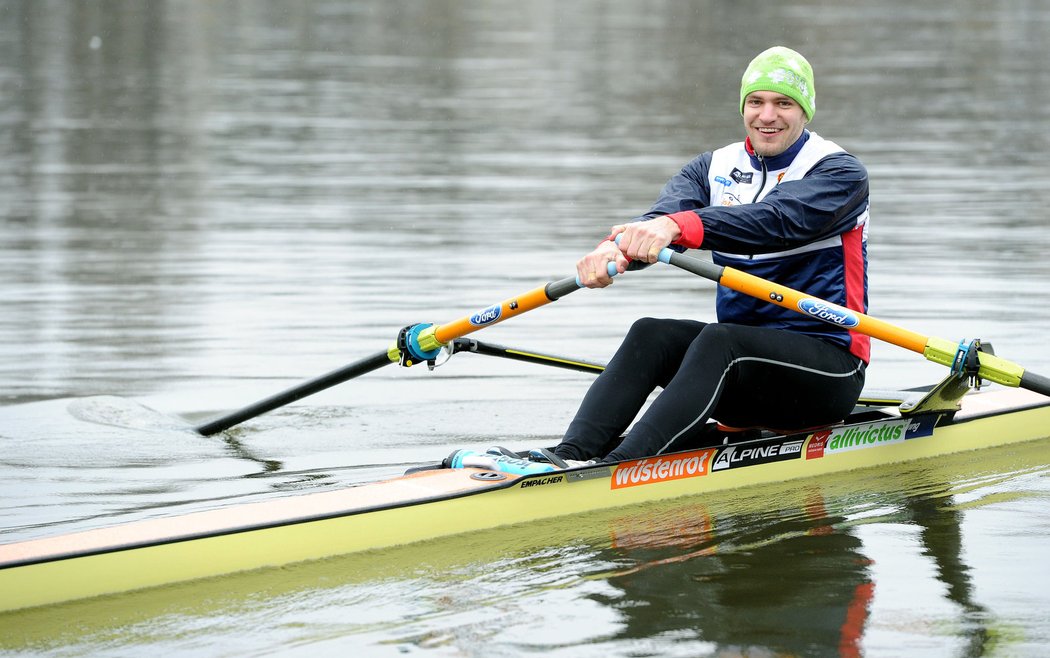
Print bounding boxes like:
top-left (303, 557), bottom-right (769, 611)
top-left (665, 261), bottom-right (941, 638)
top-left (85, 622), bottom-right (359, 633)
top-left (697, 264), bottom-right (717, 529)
top-left (743, 91), bottom-right (808, 157)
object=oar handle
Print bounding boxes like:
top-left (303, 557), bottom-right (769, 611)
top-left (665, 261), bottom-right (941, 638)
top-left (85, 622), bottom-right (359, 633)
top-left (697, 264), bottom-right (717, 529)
top-left (574, 261), bottom-right (620, 287)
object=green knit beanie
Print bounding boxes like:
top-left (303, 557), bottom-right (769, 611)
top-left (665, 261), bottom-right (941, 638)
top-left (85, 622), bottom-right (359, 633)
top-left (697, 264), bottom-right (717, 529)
top-left (739, 46), bottom-right (816, 121)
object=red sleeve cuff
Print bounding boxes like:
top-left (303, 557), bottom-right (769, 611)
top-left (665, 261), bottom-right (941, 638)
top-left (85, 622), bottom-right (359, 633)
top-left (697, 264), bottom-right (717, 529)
top-left (666, 211), bottom-right (704, 249)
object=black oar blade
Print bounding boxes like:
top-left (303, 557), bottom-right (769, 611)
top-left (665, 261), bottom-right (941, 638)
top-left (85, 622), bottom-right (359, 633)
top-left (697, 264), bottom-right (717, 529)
top-left (195, 350), bottom-right (394, 436)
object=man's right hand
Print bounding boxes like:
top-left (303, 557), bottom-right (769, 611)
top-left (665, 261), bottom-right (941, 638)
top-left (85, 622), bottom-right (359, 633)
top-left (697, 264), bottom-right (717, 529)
top-left (576, 239), bottom-right (627, 288)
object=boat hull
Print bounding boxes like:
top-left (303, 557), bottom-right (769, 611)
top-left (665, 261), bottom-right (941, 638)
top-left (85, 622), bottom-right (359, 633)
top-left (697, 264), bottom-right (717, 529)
top-left (2, 387), bottom-right (1049, 612)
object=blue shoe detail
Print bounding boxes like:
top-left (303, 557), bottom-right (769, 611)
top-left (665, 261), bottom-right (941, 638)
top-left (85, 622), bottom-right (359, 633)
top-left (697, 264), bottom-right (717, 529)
top-left (445, 449), bottom-right (555, 475)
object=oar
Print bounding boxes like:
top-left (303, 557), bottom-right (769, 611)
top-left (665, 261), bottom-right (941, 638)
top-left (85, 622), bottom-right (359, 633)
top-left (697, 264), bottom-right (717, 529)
top-left (653, 248), bottom-right (1050, 397)
top-left (194, 351), bottom-right (394, 435)
top-left (194, 265), bottom-right (617, 435)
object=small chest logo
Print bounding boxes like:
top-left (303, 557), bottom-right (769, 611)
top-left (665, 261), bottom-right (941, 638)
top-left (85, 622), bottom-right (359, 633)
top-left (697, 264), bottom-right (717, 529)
top-left (730, 168), bottom-right (753, 184)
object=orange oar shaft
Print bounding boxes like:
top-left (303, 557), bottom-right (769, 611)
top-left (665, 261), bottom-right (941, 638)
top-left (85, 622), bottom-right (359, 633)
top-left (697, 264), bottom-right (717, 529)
top-left (659, 249), bottom-right (1048, 396)
top-left (433, 282), bottom-right (567, 345)
top-left (717, 267), bottom-right (929, 354)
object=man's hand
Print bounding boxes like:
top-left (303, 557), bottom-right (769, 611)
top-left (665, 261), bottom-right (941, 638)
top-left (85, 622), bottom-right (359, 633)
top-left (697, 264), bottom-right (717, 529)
top-left (576, 239), bottom-right (625, 288)
top-left (611, 216), bottom-right (681, 263)
top-left (576, 216), bottom-right (681, 288)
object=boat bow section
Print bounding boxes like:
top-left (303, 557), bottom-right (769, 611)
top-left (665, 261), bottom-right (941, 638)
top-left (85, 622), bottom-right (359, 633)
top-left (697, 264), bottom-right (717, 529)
top-left (0, 468), bottom-right (519, 612)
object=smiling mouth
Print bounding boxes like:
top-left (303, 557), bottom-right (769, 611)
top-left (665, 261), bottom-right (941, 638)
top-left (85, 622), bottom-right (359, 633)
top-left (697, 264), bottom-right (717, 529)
top-left (756, 127), bottom-right (782, 135)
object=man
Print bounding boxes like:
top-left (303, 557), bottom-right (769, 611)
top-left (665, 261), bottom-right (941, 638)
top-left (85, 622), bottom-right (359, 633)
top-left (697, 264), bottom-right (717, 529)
top-left (552, 45), bottom-right (870, 465)
top-left (448, 46), bottom-right (869, 473)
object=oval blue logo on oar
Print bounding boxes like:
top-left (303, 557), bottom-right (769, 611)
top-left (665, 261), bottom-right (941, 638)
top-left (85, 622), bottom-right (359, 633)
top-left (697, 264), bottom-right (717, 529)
top-left (470, 304), bottom-right (502, 326)
top-left (797, 299), bottom-right (860, 328)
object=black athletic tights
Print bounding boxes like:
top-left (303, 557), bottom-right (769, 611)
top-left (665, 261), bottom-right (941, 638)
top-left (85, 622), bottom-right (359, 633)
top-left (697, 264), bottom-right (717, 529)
top-left (553, 318), bottom-right (866, 463)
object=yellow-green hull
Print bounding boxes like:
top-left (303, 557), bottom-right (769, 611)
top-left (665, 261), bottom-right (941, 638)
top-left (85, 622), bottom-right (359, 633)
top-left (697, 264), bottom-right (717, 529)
top-left (2, 387), bottom-right (1048, 613)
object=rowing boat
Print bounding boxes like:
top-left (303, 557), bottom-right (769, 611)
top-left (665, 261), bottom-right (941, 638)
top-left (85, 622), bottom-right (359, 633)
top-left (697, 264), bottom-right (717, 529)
top-left (5, 246), bottom-right (1049, 612)
top-left (2, 373), bottom-right (1048, 613)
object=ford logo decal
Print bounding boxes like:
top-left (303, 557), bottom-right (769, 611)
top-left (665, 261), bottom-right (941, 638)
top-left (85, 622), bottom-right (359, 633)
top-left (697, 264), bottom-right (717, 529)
top-left (469, 305), bottom-right (502, 326)
top-left (797, 299), bottom-right (860, 328)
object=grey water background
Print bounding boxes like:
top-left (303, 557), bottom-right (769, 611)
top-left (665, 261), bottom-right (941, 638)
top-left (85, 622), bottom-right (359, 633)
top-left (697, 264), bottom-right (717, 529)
top-left (2, 0), bottom-right (1050, 655)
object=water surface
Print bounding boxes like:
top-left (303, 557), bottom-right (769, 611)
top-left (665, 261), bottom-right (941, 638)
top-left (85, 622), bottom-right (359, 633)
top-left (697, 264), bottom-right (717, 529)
top-left (2, 1), bottom-right (1050, 655)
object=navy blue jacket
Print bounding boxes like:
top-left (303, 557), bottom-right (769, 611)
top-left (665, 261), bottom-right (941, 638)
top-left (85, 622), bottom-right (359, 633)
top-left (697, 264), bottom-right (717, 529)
top-left (637, 131), bottom-right (871, 362)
